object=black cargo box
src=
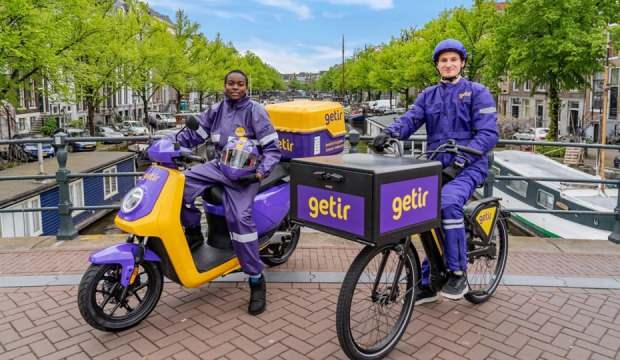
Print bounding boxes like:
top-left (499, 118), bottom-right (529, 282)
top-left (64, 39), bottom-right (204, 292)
top-left (290, 154), bottom-right (442, 245)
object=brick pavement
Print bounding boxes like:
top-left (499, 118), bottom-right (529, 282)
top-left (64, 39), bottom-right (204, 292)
top-left (0, 283), bottom-right (619, 360)
top-left (2, 243), bottom-right (620, 278)
top-left (1, 235), bottom-right (620, 359)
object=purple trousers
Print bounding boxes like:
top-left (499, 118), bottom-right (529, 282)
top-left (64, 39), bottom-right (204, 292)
top-left (181, 161), bottom-right (264, 275)
top-left (421, 171), bottom-right (477, 286)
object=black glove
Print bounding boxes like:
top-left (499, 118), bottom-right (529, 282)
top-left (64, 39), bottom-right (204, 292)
top-left (237, 173), bottom-right (260, 186)
top-left (443, 160), bottom-right (465, 181)
top-left (372, 131), bottom-right (392, 151)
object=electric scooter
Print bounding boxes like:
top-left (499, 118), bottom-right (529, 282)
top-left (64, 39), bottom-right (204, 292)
top-left (77, 119), bottom-right (299, 332)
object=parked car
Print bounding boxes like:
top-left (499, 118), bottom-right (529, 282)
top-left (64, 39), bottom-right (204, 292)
top-left (120, 121), bottom-right (149, 136)
top-left (513, 127), bottom-right (549, 141)
top-left (95, 126), bottom-right (125, 144)
top-left (12, 134), bottom-right (55, 160)
top-left (148, 112), bottom-right (176, 129)
top-left (65, 128), bottom-right (97, 152)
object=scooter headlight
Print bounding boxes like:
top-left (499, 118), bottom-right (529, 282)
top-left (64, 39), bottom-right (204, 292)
top-left (121, 187), bottom-right (144, 213)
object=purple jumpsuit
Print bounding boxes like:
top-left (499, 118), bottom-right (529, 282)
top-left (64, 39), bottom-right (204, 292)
top-left (177, 96), bottom-right (281, 275)
top-left (385, 78), bottom-right (499, 284)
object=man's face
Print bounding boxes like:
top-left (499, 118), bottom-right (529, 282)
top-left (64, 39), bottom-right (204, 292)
top-left (436, 51), bottom-right (464, 78)
top-left (224, 73), bottom-right (247, 100)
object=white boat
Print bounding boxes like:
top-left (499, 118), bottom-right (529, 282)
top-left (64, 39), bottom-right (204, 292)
top-left (488, 150), bottom-right (616, 240)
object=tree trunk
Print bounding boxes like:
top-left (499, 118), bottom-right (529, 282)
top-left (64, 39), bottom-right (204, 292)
top-left (87, 98), bottom-right (96, 136)
top-left (176, 89), bottom-right (182, 113)
top-left (199, 91), bottom-right (204, 112)
top-left (548, 81), bottom-right (560, 140)
top-left (142, 95), bottom-right (150, 129)
top-left (389, 90), bottom-right (393, 110)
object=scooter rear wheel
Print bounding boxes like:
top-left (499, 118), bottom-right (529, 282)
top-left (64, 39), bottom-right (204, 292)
top-left (78, 262), bottom-right (163, 332)
top-left (260, 218), bottom-right (300, 267)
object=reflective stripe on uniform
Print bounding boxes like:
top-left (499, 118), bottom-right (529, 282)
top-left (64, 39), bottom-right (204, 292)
top-left (211, 133), bottom-right (220, 142)
top-left (479, 107), bottom-right (496, 114)
top-left (230, 232), bottom-right (258, 243)
top-left (444, 223), bottom-right (465, 230)
top-left (197, 127), bottom-right (208, 139)
top-left (259, 132), bottom-right (279, 146)
top-left (442, 218), bottom-right (464, 224)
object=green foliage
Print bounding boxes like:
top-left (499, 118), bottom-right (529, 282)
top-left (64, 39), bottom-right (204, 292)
top-left (315, 1), bottom-right (499, 99)
top-left (40, 118), bottom-right (58, 136)
top-left (492, 0), bottom-right (618, 140)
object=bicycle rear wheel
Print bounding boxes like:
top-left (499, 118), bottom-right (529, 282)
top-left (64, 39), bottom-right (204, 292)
top-left (336, 242), bottom-right (418, 360)
top-left (465, 217), bottom-right (508, 304)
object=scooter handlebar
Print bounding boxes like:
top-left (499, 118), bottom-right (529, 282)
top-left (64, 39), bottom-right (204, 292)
top-left (182, 154), bottom-right (206, 163)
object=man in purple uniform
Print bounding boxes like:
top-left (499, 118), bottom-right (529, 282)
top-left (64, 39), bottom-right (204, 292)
top-left (373, 39), bottom-right (499, 302)
top-left (176, 70), bottom-right (281, 315)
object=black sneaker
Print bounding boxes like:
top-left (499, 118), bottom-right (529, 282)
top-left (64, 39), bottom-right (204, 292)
top-left (439, 272), bottom-right (469, 300)
top-left (414, 285), bottom-right (440, 305)
top-left (248, 274), bottom-right (266, 315)
top-left (184, 226), bottom-right (204, 250)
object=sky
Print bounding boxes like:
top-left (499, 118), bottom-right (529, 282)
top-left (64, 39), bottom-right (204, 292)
top-left (146, 0), bottom-right (473, 74)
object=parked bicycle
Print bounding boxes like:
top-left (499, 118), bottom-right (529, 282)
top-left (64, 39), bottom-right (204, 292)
top-left (334, 139), bottom-right (509, 359)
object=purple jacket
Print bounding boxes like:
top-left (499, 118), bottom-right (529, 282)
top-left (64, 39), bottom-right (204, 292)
top-left (178, 96), bottom-right (281, 177)
top-left (385, 78), bottom-right (499, 184)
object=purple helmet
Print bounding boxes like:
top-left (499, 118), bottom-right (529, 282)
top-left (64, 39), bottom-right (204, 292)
top-left (432, 39), bottom-right (467, 63)
top-left (219, 137), bottom-right (259, 181)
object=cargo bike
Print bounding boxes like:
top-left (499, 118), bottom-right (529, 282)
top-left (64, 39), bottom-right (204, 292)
top-left (290, 139), bottom-right (509, 360)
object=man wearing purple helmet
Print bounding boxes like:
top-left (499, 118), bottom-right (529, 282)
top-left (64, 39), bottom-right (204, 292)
top-left (373, 39), bottom-right (499, 302)
top-left (176, 70), bottom-right (281, 315)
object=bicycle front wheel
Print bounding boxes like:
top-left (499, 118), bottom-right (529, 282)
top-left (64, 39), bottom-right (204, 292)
top-left (336, 242), bottom-right (418, 360)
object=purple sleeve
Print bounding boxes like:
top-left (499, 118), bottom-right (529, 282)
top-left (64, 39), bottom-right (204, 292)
top-left (251, 104), bottom-right (281, 177)
top-left (384, 91), bottom-right (427, 139)
top-left (463, 85), bottom-right (499, 163)
top-left (176, 107), bottom-right (214, 148)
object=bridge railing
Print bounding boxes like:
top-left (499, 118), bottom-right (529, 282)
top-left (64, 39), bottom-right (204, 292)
top-left (0, 130), bottom-right (619, 243)
top-left (347, 131), bottom-right (620, 244)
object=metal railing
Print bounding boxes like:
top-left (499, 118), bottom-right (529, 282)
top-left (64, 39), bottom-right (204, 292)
top-left (346, 131), bottom-right (620, 244)
top-left (0, 132), bottom-right (162, 240)
top-left (0, 130), bottom-right (619, 243)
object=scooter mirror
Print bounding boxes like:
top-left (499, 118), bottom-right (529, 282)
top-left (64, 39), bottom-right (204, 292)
top-left (186, 115), bottom-right (200, 131)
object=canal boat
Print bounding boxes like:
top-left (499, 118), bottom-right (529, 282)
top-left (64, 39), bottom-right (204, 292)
top-left (490, 150), bottom-right (616, 240)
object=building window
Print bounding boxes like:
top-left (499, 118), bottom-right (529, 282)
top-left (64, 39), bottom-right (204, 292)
top-left (29, 116), bottom-right (36, 130)
top-left (18, 88), bottom-right (25, 109)
top-left (0, 196), bottom-right (42, 238)
top-left (536, 100), bottom-right (544, 127)
top-left (536, 83), bottom-right (546, 92)
top-left (29, 80), bottom-right (36, 109)
top-left (511, 98), bottom-right (521, 118)
top-left (523, 81), bottom-right (531, 92)
top-left (512, 80), bottom-right (519, 91)
top-left (537, 189), bottom-right (554, 210)
top-left (103, 166), bottom-right (118, 199)
top-left (17, 117), bottom-right (28, 132)
top-left (507, 179), bottom-right (528, 198)
top-left (69, 179), bottom-right (85, 215)
top-left (522, 99), bottom-right (530, 119)
top-left (592, 72), bottom-right (604, 111)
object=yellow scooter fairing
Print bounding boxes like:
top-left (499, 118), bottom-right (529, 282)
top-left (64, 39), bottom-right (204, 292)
top-left (115, 165), bottom-right (242, 287)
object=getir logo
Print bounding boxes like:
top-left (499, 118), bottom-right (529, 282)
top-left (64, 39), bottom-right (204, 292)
top-left (392, 187), bottom-right (429, 220)
top-left (476, 207), bottom-right (497, 236)
top-left (308, 196), bottom-right (351, 220)
top-left (278, 138), bottom-right (294, 152)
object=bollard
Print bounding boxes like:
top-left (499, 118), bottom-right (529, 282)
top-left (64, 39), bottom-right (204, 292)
top-left (609, 193), bottom-right (620, 244)
top-left (53, 132), bottom-right (78, 240)
top-left (348, 129), bottom-right (360, 153)
top-left (484, 152), bottom-right (494, 198)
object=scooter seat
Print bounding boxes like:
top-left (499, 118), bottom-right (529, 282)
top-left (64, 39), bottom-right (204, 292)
top-left (204, 163), bottom-right (290, 205)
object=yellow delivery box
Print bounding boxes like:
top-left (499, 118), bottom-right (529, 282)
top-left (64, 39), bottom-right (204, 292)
top-left (266, 100), bottom-right (346, 159)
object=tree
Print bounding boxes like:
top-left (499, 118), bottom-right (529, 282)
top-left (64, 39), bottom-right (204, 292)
top-left (492, 0), bottom-right (618, 140)
top-left (0, 0), bottom-right (108, 137)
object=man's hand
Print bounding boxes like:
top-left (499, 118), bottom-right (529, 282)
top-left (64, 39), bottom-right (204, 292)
top-left (372, 131), bottom-right (392, 151)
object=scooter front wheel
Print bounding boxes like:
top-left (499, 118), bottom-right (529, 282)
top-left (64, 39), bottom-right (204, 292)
top-left (78, 262), bottom-right (163, 332)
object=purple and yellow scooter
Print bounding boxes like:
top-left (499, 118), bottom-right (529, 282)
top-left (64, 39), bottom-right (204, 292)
top-left (77, 119), bottom-right (298, 332)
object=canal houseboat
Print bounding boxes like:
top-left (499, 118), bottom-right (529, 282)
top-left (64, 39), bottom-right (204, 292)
top-left (0, 152), bottom-right (136, 238)
top-left (490, 150), bottom-right (616, 240)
